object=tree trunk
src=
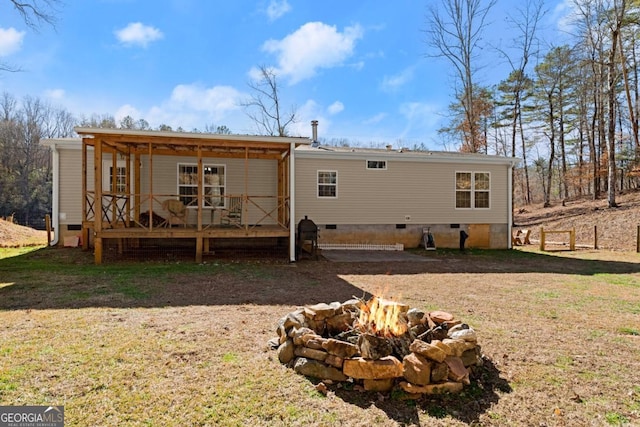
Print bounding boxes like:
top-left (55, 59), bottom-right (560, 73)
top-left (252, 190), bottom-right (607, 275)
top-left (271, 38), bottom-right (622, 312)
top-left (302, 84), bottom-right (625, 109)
top-left (545, 92), bottom-right (556, 208)
top-left (606, 16), bottom-right (621, 208)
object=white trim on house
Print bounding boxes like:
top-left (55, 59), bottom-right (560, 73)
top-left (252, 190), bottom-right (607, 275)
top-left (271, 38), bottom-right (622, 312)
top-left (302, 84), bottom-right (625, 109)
top-left (49, 142), bottom-right (60, 246)
top-left (454, 171), bottom-right (491, 210)
top-left (296, 145), bottom-right (519, 167)
top-left (317, 170), bottom-right (338, 199)
top-left (289, 141), bottom-right (296, 262)
top-left (366, 159), bottom-right (387, 170)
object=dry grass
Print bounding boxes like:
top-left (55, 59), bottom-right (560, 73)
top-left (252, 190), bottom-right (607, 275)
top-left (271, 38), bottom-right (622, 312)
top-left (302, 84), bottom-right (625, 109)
top-left (0, 218), bottom-right (47, 248)
top-left (0, 246), bottom-right (639, 426)
top-left (1, 197), bottom-right (640, 426)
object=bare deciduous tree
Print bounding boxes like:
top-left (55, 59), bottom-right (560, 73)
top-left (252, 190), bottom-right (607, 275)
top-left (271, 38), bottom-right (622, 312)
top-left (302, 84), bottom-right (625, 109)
top-left (0, 92), bottom-right (73, 225)
top-left (426, 0), bottom-right (497, 152)
top-left (2, 1), bottom-right (62, 72)
top-left (242, 65), bottom-right (296, 137)
top-left (8, 0), bottom-right (61, 29)
top-left (496, 0), bottom-right (546, 205)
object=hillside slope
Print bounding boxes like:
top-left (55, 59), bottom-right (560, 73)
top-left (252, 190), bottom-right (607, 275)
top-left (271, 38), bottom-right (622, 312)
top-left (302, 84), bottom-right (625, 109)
top-left (0, 219), bottom-right (48, 248)
top-left (514, 189), bottom-right (640, 251)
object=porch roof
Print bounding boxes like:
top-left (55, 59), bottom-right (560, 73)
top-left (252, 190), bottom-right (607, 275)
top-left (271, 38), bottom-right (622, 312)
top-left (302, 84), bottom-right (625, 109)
top-left (74, 127), bottom-right (310, 159)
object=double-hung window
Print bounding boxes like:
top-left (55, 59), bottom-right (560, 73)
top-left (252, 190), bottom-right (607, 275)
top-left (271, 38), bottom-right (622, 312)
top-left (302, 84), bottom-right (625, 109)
top-left (178, 163), bottom-right (226, 208)
top-left (318, 170), bottom-right (337, 198)
top-left (109, 165), bottom-right (127, 193)
top-left (455, 172), bottom-right (490, 209)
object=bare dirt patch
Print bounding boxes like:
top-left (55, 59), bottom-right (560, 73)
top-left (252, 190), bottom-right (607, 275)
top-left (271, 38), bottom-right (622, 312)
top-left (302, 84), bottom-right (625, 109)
top-left (1, 247), bottom-right (639, 426)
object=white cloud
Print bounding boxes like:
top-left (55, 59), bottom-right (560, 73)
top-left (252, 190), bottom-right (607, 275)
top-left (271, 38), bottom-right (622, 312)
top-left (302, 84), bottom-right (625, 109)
top-left (382, 66), bottom-right (415, 92)
top-left (169, 83), bottom-right (243, 112)
top-left (0, 27), bottom-right (25, 56)
top-left (266, 0), bottom-right (291, 21)
top-left (43, 89), bottom-right (65, 100)
top-left (400, 102), bottom-right (439, 123)
top-left (115, 104), bottom-right (143, 122)
top-left (363, 113), bottom-right (387, 125)
top-left (262, 21), bottom-right (364, 84)
top-left (284, 99), bottom-right (331, 138)
top-left (550, 0), bottom-right (584, 37)
top-left (125, 83), bottom-right (248, 131)
top-left (115, 22), bottom-right (163, 48)
top-left (398, 101), bottom-right (441, 141)
top-left (327, 101), bottom-right (344, 115)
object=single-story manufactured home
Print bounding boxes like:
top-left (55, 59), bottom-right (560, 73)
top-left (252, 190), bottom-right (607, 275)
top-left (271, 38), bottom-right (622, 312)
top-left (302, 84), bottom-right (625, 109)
top-left (42, 124), bottom-right (518, 263)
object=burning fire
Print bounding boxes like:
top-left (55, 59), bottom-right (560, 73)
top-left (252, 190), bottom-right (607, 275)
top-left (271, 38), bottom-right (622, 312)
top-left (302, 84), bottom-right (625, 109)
top-left (357, 295), bottom-right (408, 337)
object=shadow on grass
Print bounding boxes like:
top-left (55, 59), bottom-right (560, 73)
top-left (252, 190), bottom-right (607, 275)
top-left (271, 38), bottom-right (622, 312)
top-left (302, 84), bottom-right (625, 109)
top-left (0, 245), bottom-right (639, 311)
top-left (314, 356), bottom-right (511, 425)
top-left (0, 246), bottom-right (374, 310)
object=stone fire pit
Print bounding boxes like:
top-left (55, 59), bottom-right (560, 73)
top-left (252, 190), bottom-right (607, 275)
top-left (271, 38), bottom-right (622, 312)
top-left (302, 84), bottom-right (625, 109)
top-left (269, 296), bottom-right (482, 395)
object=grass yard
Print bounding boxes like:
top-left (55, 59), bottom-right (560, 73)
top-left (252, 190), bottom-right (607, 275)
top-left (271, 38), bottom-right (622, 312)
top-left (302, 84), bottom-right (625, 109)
top-left (0, 246), bottom-right (639, 426)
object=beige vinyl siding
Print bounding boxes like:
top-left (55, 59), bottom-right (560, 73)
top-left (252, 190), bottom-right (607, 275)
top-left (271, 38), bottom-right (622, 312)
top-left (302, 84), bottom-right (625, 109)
top-left (59, 148), bottom-right (94, 224)
top-left (140, 156), bottom-right (278, 224)
top-left (295, 157), bottom-right (510, 225)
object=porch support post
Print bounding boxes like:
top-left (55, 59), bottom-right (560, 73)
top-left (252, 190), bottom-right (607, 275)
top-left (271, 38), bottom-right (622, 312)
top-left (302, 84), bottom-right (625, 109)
top-left (148, 141), bottom-right (154, 229)
top-left (94, 138), bottom-right (103, 264)
top-left (124, 148), bottom-right (131, 226)
top-left (243, 147), bottom-right (249, 232)
top-left (197, 146), bottom-right (203, 230)
top-left (508, 162), bottom-right (514, 249)
top-left (134, 151), bottom-right (140, 222)
top-left (195, 233), bottom-right (203, 263)
top-left (111, 150), bottom-right (117, 220)
top-left (289, 142), bottom-right (296, 262)
top-left (82, 139), bottom-right (89, 250)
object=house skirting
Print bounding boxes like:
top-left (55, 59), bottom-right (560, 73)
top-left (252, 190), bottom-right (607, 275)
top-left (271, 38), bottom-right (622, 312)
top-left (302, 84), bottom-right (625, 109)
top-left (315, 223), bottom-right (510, 250)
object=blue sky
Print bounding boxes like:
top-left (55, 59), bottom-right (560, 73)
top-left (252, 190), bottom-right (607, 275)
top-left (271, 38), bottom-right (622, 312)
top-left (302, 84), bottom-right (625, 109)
top-left (0, 0), bottom-right (573, 149)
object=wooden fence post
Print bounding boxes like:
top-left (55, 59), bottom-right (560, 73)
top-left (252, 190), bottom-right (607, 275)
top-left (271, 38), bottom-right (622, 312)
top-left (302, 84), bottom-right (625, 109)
top-left (570, 227), bottom-right (576, 251)
top-left (540, 227), bottom-right (545, 251)
top-left (594, 225), bottom-right (598, 250)
top-left (637, 225), bottom-right (640, 253)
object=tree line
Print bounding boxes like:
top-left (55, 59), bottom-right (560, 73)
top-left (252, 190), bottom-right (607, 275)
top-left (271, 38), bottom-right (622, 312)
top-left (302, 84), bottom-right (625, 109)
top-left (428, 0), bottom-right (640, 208)
top-left (0, 91), bottom-right (234, 227)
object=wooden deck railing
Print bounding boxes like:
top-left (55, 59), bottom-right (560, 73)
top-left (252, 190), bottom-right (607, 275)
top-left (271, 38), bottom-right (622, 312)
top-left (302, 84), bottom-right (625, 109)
top-left (85, 192), bottom-right (290, 232)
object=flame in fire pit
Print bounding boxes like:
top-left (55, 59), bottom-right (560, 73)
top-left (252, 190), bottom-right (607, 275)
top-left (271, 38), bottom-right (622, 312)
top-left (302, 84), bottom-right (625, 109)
top-left (357, 296), bottom-right (408, 337)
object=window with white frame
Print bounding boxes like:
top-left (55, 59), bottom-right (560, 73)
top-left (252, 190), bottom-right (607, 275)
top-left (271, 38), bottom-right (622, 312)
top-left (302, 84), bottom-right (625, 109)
top-left (178, 163), bottom-right (226, 208)
top-left (109, 165), bottom-right (127, 193)
top-left (366, 160), bottom-right (387, 170)
top-left (204, 165), bottom-right (225, 208)
top-left (456, 172), bottom-right (490, 209)
top-left (318, 170), bottom-right (337, 198)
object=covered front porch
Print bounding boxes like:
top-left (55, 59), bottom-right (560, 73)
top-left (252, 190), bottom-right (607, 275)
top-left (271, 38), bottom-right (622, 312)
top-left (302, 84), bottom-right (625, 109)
top-left (76, 127), bottom-right (309, 264)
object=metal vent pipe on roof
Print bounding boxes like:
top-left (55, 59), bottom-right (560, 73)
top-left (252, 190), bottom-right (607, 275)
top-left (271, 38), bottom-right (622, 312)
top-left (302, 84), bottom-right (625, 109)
top-left (311, 120), bottom-right (318, 142)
